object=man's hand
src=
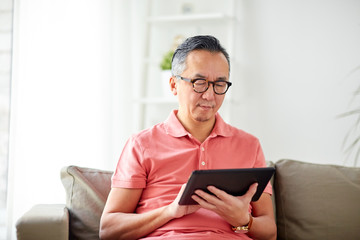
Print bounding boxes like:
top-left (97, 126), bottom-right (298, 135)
top-left (166, 184), bottom-right (201, 219)
top-left (191, 183), bottom-right (258, 227)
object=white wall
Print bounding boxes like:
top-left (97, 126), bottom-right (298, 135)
top-left (235, 0), bottom-right (360, 166)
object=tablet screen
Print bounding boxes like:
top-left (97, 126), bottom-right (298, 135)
top-left (178, 167), bottom-right (275, 205)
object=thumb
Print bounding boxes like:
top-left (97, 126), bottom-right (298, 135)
top-left (179, 183), bottom-right (187, 193)
top-left (175, 184), bottom-right (187, 202)
top-left (244, 183), bottom-right (258, 201)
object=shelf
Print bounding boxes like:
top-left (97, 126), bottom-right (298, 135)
top-left (0, 71), bottom-right (11, 75)
top-left (133, 97), bottom-right (178, 104)
top-left (147, 13), bottom-right (233, 23)
top-left (0, 50), bottom-right (11, 54)
top-left (133, 1), bottom-right (239, 131)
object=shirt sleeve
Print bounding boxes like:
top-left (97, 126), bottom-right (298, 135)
top-left (254, 141), bottom-right (273, 195)
top-left (111, 135), bottom-right (147, 188)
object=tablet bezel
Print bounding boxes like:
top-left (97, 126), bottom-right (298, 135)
top-left (178, 167), bottom-right (275, 205)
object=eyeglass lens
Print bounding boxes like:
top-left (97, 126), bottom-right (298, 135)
top-left (193, 79), bottom-right (229, 94)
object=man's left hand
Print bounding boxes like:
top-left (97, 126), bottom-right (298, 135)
top-left (191, 183), bottom-right (258, 227)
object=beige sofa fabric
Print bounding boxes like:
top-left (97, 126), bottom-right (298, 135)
top-left (275, 159), bottom-right (360, 240)
top-left (61, 166), bottom-right (113, 240)
top-left (16, 204), bottom-right (69, 240)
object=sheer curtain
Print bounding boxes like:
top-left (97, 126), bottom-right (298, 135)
top-left (6, 0), bottom-right (142, 238)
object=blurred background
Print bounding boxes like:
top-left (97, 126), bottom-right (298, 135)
top-left (1, 0), bottom-right (359, 239)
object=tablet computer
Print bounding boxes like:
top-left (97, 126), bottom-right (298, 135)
top-left (178, 167), bottom-right (275, 205)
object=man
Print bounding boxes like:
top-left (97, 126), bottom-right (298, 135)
top-left (100, 35), bottom-right (276, 239)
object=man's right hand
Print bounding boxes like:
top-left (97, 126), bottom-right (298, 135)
top-left (100, 184), bottom-right (200, 240)
top-left (166, 184), bottom-right (201, 218)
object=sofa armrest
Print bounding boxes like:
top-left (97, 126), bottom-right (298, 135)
top-left (16, 204), bottom-right (69, 240)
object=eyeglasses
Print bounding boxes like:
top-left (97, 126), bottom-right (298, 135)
top-left (175, 75), bottom-right (232, 95)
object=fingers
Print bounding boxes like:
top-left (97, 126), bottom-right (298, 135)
top-left (192, 183), bottom-right (258, 206)
top-left (191, 192), bottom-right (216, 209)
top-left (194, 188), bottom-right (220, 201)
top-left (206, 185), bottom-right (227, 199)
top-left (192, 186), bottom-right (231, 210)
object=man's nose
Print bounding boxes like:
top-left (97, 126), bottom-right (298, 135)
top-left (201, 83), bottom-right (215, 100)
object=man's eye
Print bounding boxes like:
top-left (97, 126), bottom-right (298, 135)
top-left (215, 82), bottom-right (227, 87)
top-left (194, 79), bottom-right (207, 85)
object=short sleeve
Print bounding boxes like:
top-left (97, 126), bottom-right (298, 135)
top-left (111, 135), bottom-right (147, 188)
top-left (254, 141), bottom-right (273, 195)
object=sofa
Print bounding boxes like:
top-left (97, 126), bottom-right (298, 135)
top-left (16, 159), bottom-right (360, 240)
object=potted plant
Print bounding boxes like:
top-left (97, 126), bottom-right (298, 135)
top-left (159, 35), bottom-right (185, 98)
top-left (160, 50), bottom-right (174, 72)
top-left (159, 50), bottom-right (174, 98)
top-left (338, 65), bottom-right (360, 166)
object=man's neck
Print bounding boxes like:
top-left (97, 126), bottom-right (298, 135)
top-left (176, 113), bottom-right (216, 143)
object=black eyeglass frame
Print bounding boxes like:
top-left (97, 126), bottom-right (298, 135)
top-left (175, 75), bottom-right (232, 95)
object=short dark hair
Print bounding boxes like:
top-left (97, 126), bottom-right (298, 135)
top-left (171, 35), bottom-right (230, 76)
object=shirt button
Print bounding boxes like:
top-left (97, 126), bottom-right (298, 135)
top-left (201, 147), bottom-right (205, 151)
top-left (201, 161), bottom-right (206, 166)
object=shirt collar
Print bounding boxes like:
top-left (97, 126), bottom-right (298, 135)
top-left (164, 110), bottom-right (233, 138)
top-left (164, 110), bottom-right (188, 137)
top-left (211, 112), bottom-right (233, 137)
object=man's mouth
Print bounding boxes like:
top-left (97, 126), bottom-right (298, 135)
top-left (198, 104), bottom-right (214, 110)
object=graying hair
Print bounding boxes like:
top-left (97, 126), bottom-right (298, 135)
top-left (171, 35), bottom-right (230, 76)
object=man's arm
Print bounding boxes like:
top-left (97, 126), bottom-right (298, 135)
top-left (247, 193), bottom-right (277, 240)
top-left (99, 185), bottom-right (200, 240)
top-left (192, 183), bottom-right (277, 240)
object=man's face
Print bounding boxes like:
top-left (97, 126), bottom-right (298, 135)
top-left (174, 50), bottom-right (230, 124)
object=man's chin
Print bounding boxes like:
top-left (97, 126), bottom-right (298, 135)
top-left (195, 116), bottom-right (211, 122)
top-left (194, 112), bottom-right (214, 122)
top-left (192, 107), bottom-right (217, 122)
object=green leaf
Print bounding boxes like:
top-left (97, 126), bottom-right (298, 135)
top-left (160, 50), bottom-right (174, 70)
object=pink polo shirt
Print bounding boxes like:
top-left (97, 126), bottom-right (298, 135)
top-left (112, 110), bottom-right (272, 239)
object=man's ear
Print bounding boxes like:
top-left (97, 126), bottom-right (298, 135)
top-left (170, 76), bottom-right (177, 95)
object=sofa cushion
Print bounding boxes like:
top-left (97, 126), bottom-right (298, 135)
top-left (61, 166), bottom-right (113, 240)
top-left (274, 159), bottom-right (360, 240)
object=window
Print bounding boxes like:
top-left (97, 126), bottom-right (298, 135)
top-left (0, 0), bottom-right (13, 238)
